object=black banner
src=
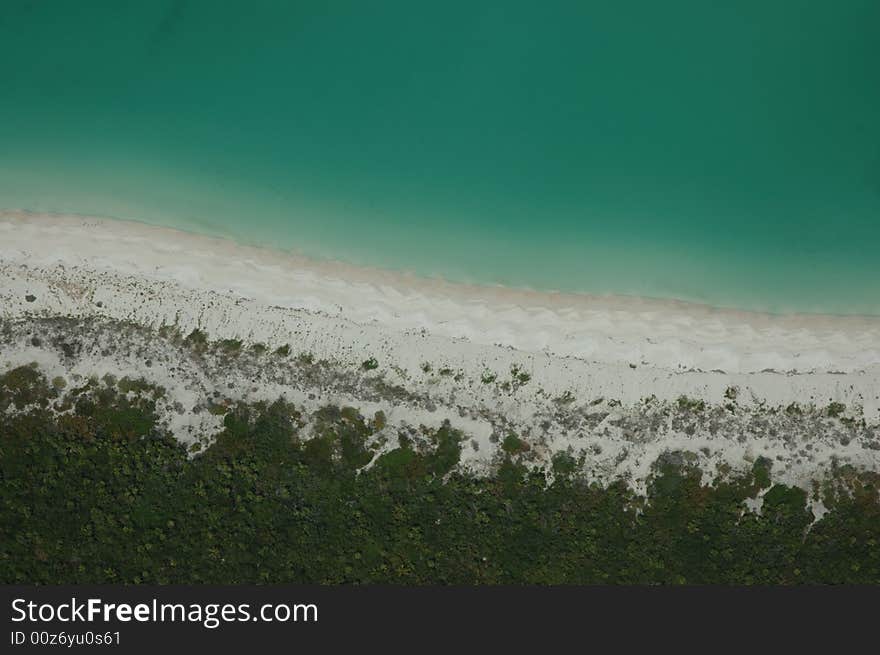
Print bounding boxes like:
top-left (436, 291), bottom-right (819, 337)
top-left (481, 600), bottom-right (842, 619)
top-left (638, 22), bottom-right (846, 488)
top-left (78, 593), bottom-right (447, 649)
top-left (2, 585), bottom-right (877, 651)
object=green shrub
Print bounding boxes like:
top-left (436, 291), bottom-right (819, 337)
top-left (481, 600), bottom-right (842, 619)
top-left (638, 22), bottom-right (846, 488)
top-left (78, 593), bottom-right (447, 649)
top-left (184, 328), bottom-right (209, 351)
top-left (827, 402), bottom-right (846, 418)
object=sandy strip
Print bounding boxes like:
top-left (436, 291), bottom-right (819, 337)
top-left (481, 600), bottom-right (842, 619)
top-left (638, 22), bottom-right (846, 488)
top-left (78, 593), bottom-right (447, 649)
top-left (1, 210), bottom-right (879, 494)
top-left (2, 210), bottom-right (879, 373)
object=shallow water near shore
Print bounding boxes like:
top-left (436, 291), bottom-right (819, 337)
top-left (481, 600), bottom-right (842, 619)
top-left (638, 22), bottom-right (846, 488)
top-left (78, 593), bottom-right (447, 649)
top-left (1, 1), bottom-right (879, 314)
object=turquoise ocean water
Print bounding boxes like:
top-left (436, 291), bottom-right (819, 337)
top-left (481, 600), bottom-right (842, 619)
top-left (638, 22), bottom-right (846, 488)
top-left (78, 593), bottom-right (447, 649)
top-left (1, 1), bottom-right (878, 314)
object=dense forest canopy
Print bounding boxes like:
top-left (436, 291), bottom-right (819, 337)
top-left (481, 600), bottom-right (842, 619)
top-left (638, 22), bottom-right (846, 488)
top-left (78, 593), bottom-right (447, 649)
top-left (1, 365), bottom-right (878, 584)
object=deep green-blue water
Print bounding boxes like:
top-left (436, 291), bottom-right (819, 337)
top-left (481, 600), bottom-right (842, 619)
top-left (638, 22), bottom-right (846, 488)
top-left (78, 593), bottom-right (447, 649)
top-left (1, 1), bottom-right (879, 313)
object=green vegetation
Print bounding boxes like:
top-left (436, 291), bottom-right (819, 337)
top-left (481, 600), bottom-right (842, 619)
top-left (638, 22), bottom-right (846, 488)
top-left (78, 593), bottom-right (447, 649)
top-left (554, 390), bottom-right (575, 405)
top-left (207, 402), bottom-right (228, 416)
top-left (216, 338), bottom-right (243, 355)
top-left (677, 396), bottom-right (706, 413)
top-left (184, 328), bottom-right (209, 351)
top-left (361, 357), bottom-right (379, 371)
top-left (510, 364), bottom-right (531, 385)
top-left (551, 451), bottom-right (578, 477)
top-left (117, 376), bottom-right (165, 399)
top-left (1, 366), bottom-right (879, 584)
top-left (752, 457), bottom-right (773, 490)
top-left (827, 402), bottom-right (846, 418)
top-left (501, 433), bottom-right (529, 456)
top-left (274, 344), bottom-right (291, 357)
top-left (0, 363), bottom-right (53, 411)
top-left (786, 402), bottom-right (804, 416)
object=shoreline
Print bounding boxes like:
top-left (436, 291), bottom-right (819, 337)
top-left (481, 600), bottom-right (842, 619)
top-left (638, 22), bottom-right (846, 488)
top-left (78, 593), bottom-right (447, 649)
top-left (2, 210), bottom-right (879, 376)
top-left (2, 208), bottom-right (879, 407)
top-left (3, 208), bottom-right (879, 322)
top-left (2, 210), bottom-right (880, 491)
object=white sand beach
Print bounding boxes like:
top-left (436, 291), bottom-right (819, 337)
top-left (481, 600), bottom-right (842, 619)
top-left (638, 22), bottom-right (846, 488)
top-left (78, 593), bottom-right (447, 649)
top-left (2, 210), bottom-right (879, 495)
